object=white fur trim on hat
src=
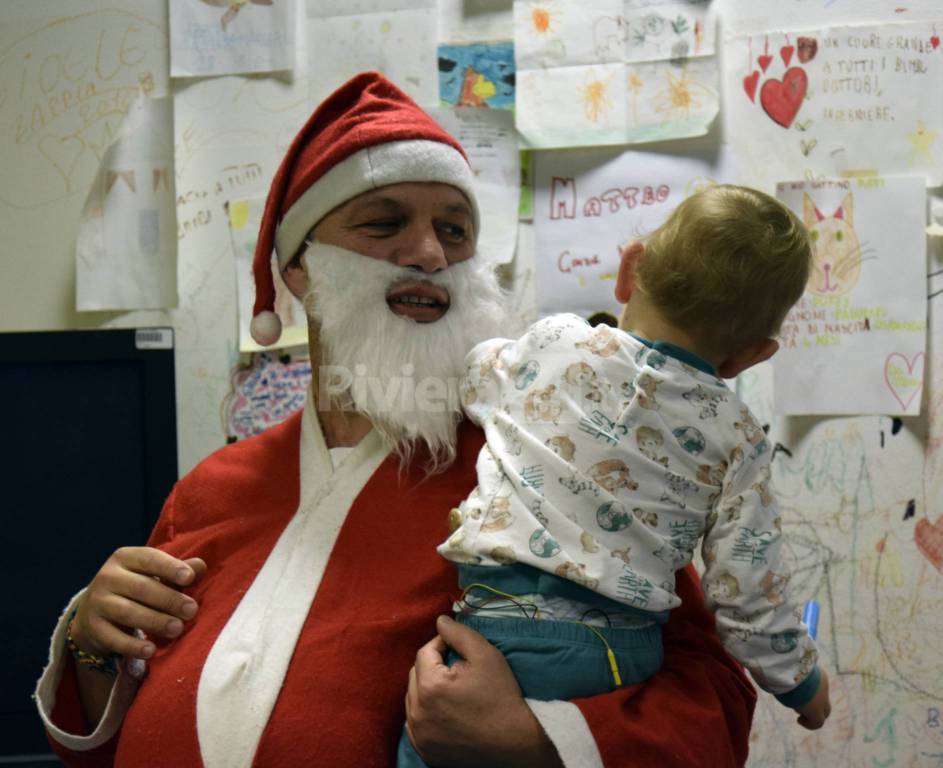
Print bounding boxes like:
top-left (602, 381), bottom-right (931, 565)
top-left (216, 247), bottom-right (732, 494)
top-left (274, 140), bottom-right (479, 269)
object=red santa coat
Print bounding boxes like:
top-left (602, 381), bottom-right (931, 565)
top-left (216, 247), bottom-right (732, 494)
top-left (39, 401), bottom-right (755, 767)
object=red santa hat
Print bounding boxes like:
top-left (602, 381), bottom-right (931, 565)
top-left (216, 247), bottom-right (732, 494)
top-left (249, 71), bottom-right (480, 346)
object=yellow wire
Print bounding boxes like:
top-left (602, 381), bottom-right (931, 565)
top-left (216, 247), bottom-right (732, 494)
top-left (460, 582), bottom-right (623, 687)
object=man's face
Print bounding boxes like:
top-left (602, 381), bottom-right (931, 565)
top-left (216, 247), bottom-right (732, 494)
top-left (310, 182), bottom-right (476, 323)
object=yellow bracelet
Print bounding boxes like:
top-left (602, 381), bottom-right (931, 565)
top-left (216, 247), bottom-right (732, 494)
top-left (66, 609), bottom-right (118, 676)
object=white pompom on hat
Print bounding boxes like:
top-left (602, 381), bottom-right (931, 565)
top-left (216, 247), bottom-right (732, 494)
top-left (249, 71), bottom-right (480, 346)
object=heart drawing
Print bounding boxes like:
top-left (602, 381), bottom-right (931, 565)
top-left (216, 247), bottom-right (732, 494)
top-left (760, 67), bottom-right (808, 128)
top-left (915, 516), bottom-right (943, 572)
top-left (884, 351), bottom-right (925, 411)
top-left (743, 71), bottom-right (760, 102)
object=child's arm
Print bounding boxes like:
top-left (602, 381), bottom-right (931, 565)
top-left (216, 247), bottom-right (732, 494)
top-left (701, 437), bottom-right (828, 726)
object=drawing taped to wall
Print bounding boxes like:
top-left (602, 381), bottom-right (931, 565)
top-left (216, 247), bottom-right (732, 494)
top-left (726, 21), bottom-right (943, 187)
top-left (773, 176), bottom-right (927, 415)
top-left (438, 41), bottom-right (515, 109)
top-left (514, 0), bottom-right (719, 149)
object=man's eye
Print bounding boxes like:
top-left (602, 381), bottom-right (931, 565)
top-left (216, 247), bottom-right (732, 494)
top-left (359, 219), bottom-right (400, 232)
top-left (438, 222), bottom-right (468, 242)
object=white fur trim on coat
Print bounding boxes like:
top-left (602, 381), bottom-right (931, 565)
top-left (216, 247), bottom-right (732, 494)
top-left (527, 698), bottom-right (604, 768)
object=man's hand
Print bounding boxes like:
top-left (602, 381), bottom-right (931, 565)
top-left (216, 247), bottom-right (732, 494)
top-left (795, 668), bottom-right (831, 730)
top-left (71, 547), bottom-right (207, 661)
top-left (404, 615), bottom-right (563, 768)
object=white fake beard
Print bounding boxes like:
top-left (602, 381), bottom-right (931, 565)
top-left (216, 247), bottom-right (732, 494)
top-left (302, 241), bottom-right (509, 470)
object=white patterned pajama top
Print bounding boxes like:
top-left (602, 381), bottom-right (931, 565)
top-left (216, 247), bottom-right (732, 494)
top-left (439, 313), bottom-right (819, 701)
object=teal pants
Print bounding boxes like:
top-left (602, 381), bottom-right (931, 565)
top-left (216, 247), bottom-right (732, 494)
top-left (396, 612), bottom-right (663, 767)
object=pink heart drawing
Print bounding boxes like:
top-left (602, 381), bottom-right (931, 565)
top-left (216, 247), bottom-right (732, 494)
top-left (758, 53), bottom-right (773, 72)
top-left (915, 517), bottom-right (943, 572)
top-left (780, 45), bottom-right (795, 66)
top-left (759, 67), bottom-right (807, 128)
top-left (743, 71), bottom-right (760, 102)
top-left (884, 351), bottom-right (925, 411)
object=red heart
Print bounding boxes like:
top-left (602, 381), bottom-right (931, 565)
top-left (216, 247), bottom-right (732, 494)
top-left (743, 70), bottom-right (760, 102)
top-left (932, 35), bottom-right (940, 49)
top-left (915, 517), bottom-right (943, 572)
top-left (780, 45), bottom-right (794, 65)
top-left (760, 67), bottom-right (807, 128)
top-left (758, 54), bottom-right (773, 72)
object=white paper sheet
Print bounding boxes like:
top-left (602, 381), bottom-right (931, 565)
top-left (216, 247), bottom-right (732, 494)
top-left (773, 177), bottom-right (927, 416)
top-left (228, 195), bottom-right (308, 352)
top-left (169, 0), bottom-right (296, 78)
top-left (514, 0), bottom-right (719, 148)
top-left (429, 107), bottom-right (520, 264)
top-left (533, 141), bottom-right (736, 319)
top-left (76, 94), bottom-right (177, 311)
top-left (438, 0), bottom-right (515, 45)
top-left (725, 22), bottom-right (943, 189)
top-left (305, 0), bottom-right (438, 107)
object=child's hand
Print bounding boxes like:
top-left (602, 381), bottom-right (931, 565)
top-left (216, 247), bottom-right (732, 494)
top-left (795, 668), bottom-right (831, 730)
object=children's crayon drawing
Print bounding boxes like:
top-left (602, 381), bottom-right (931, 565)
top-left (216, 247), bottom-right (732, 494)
top-left (514, 0), bottom-right (719, 148)
top-left (726, 22), bottom-right (943, 188)
top-left (532, 143), bottom-right (736, 319)
top-left (438, 42), bottom-right (515, 109)
top-left (773, 177), bottom-right (926, 415)
top-left (169, 0), bottom-right (295, 77)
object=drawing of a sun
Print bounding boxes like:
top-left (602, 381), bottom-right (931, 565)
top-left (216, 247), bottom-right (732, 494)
top-left (581, 75), bottom-right (613, 123)
top-left (907, 119), bottom-right (938, 164)
top-left (652, 67), bottom-right (712, 121)
top-left (530, 3), bottom-right (561, 35)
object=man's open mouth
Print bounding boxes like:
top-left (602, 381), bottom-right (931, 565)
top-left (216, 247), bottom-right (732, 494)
top-left (386, 281), bottom-right (451, 323)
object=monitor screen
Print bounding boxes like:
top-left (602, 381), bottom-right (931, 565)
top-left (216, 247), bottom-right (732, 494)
top-left (0, 328), bottom-right (177, 761)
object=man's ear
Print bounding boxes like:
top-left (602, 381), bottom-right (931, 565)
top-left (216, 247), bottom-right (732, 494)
top-left (615, 240), bottom-right (645, 304)
top-left (281, 253), bottom-right (308, 299)
top-left (716, 338), bottom-right (779, 379)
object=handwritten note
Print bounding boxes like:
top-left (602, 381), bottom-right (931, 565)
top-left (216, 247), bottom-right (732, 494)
top-left (773, 176), bottom-right (927, 415)
top-left (514, 0), bottom-right (719, 148)
top-left (533, 143), bottom-right (736, 318)
top-left (169, 0), bottom-right (296, 78)
top-left (0, 6), bottom-right (168, 208)
top-left (726, 21), bottom-right (943, 188)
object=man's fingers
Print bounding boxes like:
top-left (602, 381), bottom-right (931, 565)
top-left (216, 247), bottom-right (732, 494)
top-left (184, 557), bottom-right (208, 584)
top-left (119, 571), bottom-right (199, 619)
top-left (413, 632), bottom-right (449, 674)
top-left (98, 594), bottom-right (188, 639)
top-left (114, 546), bottom-right (202, 586)
top-left (86, 615), bottom-right (156, 660)
top-left (433, 615), bottom-right (489, 660)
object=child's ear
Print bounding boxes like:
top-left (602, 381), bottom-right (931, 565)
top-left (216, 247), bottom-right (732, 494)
top-left (615, 241), bottom-right (645, 303)
top-left (716, 338), bottom-right (779, 379)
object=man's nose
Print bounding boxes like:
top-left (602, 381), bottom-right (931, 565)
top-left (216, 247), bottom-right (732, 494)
top-left (395, 224), bottom-right (448, 273)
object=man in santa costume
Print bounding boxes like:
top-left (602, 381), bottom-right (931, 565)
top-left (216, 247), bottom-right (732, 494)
top-left (36, 72), bottom-right (756, 767)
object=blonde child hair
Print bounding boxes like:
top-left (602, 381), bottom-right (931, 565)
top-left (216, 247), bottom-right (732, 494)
top-left (634, 184), bottom-right (812, 360)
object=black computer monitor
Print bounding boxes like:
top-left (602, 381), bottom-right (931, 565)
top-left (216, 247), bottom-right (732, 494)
top-left (0, 328), bottom-right (177, 763)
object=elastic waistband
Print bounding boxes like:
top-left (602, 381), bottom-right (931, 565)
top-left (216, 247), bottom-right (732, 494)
top-left (457, 612), bottom-right (663, 653)
top-left (456, 563), bottom-right (669, 624)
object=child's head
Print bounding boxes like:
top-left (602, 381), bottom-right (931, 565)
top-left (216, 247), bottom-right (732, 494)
top-left (630, 184), bottom-right (812, 361)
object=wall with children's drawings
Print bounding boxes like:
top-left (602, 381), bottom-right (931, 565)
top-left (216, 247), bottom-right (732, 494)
top-left (1, 1), bottom-right (943, 765)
